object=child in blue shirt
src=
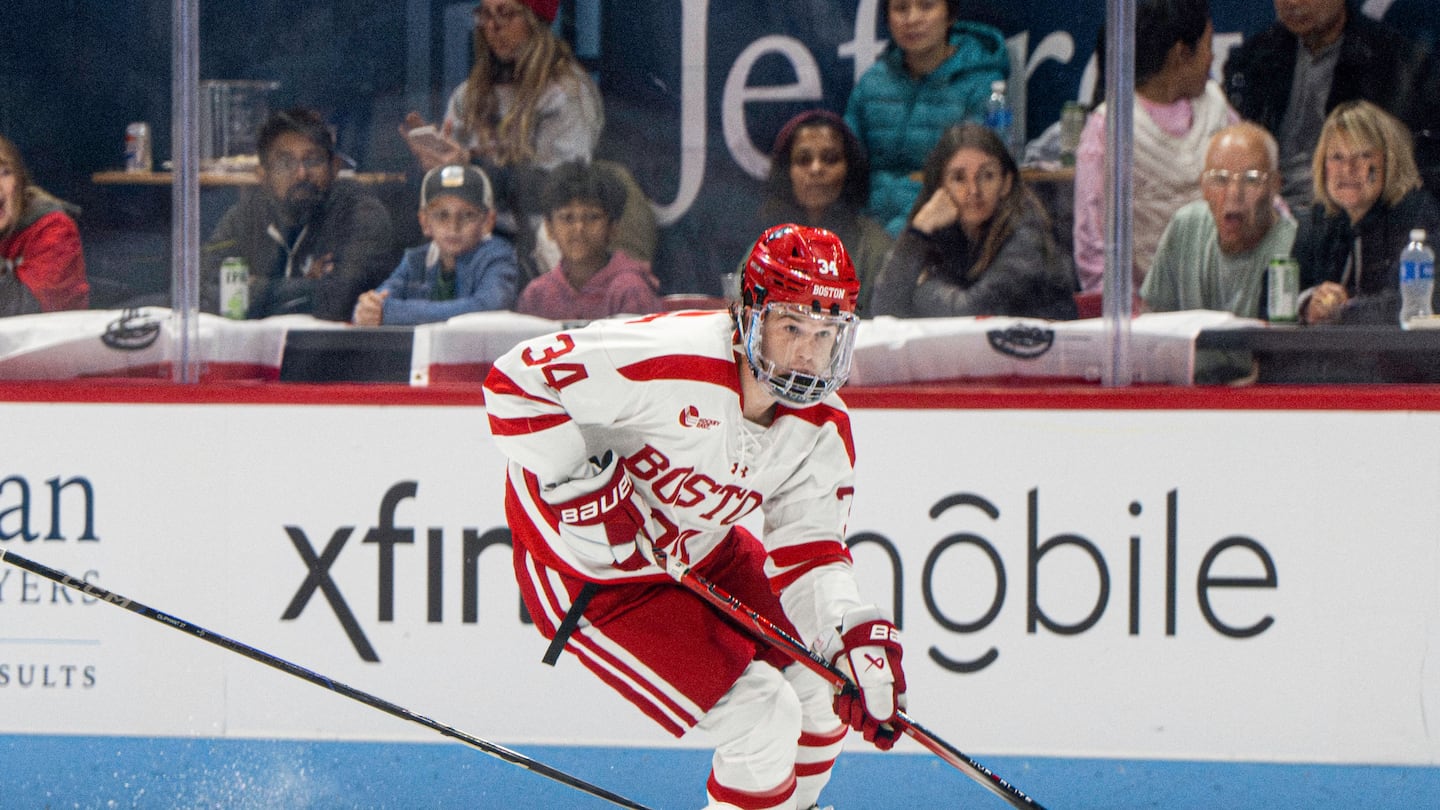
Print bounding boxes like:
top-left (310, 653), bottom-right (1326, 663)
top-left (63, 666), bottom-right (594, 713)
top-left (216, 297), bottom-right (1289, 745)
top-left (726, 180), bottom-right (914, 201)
top-left (352, 164), bottom-right (518, 325)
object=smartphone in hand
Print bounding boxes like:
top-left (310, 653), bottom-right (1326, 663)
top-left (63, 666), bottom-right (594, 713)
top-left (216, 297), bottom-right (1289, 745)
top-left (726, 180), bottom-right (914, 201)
top-left (405, 125), bottom-right (453, 154)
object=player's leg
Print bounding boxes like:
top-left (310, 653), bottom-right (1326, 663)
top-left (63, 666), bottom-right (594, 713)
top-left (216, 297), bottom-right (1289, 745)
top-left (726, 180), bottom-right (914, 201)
top-left (696, 527), bottom-right (843, 809)
top-left (696, 659), bottom-right (802, 810)
top-left (786, 664), bottom-right (846, 809)
top-left (516, 542), bottom-right (804, 806)
top-left (514, 542), bottom-right (733, 733)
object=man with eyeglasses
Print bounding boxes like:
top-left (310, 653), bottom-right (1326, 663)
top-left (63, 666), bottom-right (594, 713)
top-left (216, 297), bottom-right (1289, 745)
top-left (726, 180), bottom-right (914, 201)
top-left (201, 107), bottom-right (398, 320)
top-left (1141, 122), bottom-right (1297, 319)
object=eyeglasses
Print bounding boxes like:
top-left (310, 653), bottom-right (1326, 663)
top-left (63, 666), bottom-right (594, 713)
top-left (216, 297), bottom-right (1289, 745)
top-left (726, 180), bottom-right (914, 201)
top-left (266, 154), bottom-right (330, 175)
top-left (550, 209), bottom-right (607, 228)
top-left (473, 4), bottom-right (523, 25)
top-left (1201, 168), bottom-right (1270, 191)
top-left (428, 209), bottom-right (486, 227)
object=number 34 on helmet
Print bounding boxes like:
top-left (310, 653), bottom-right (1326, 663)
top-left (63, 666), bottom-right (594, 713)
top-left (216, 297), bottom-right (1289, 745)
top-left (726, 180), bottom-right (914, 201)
top-left (738, 224), bottom-right (861, 407)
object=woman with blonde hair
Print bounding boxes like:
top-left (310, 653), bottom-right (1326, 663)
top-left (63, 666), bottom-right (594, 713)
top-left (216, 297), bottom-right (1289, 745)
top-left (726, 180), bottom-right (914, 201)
top-left (0, 135), bottom-right (88, 316)
top-left (871, 123), bottom-right (1077, 319)
top-left (400, 0), bottom-right (603, 278)
top-left (1294, 100), bottom-right (1440, 324)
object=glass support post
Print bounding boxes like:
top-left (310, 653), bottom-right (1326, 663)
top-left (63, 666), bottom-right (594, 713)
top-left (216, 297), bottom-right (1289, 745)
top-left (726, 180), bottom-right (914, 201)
top-left (1103, 0), bottom-right (1135, 386)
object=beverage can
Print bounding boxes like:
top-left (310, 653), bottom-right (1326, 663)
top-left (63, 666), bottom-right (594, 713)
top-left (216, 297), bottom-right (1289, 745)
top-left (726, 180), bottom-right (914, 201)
top-left (220, 257), bottom-right (250, 320)
top-left (1267, 256), bottom-right (1300, 322)
top-left (1060, 101), bottom-right (1085, 167)
top-left (124, 122), bottom-right (152, 173)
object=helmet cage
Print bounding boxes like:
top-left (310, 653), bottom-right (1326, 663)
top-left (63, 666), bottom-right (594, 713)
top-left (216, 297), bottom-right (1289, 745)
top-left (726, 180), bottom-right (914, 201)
top-left (740, 301), bottom-right (858, 406)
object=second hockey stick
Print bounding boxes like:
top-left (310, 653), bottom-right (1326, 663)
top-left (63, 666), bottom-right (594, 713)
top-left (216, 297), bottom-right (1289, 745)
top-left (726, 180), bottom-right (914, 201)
top-left (0, 548), bottom-right (654, 810)
top-left (653, 549), bottom-right (1046, 810)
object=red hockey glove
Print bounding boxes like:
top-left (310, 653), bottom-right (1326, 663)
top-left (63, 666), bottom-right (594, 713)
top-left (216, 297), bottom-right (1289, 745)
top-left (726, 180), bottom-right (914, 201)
top-left (829, 605), bottom-right (907, 750)
top-left (545, 451), bottom-right (655, 572)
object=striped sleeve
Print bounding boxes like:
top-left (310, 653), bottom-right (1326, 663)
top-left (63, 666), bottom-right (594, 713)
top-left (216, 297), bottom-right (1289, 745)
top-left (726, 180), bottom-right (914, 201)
top-left (762, 399), bottom-right (858, 592)
top-left (482, 336), bottom-right (594, 484)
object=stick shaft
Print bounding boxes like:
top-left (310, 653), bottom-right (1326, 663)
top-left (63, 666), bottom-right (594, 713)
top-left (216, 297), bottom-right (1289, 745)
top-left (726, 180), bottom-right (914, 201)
top-left (0, 548), bottom-right (653, 810)
top-left (658, 551), bottom-right (1045, 810)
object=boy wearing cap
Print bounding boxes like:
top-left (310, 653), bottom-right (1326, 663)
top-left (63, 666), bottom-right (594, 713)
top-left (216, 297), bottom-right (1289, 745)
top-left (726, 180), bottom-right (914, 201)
top-left (353, 163), bottom-right (518, 325)
top-left (516, 160), bottom-right (663, 321)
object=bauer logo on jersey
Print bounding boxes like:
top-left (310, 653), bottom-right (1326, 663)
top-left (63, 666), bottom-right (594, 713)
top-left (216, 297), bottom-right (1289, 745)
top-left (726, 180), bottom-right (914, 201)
top-left (678, 405), bottom-right (721, 430)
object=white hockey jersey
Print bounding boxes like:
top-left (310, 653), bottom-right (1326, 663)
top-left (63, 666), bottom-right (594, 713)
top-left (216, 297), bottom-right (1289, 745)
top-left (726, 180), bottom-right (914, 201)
top-left (484, 311), bottom-right (858, 609)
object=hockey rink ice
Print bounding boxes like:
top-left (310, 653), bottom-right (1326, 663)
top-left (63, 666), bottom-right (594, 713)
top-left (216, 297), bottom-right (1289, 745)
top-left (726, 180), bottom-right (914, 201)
top-left (5, 734), bottom-right (1439, 808)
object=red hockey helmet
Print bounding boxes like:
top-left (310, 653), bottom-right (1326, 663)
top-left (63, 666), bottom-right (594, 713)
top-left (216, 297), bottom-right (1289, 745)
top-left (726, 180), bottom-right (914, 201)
top-left (742, 224), bottom-right (860, 315)
top-left (737, 224), bottom-right (861, 406)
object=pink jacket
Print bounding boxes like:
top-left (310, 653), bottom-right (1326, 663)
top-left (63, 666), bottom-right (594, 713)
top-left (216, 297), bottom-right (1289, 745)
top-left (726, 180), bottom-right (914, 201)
top-left (516, 249), bottom-right (663, 321)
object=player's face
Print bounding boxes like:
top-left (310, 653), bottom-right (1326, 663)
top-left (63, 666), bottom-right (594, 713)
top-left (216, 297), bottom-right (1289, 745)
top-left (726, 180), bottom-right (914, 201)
top-left (1201, 133), bottom-right (1278, 255)
top-left (788, 125), bottom-right (848, 221)
top-left (758, 304), bottom-right (848, 377)
top-left (1323, 132), bottom-right (1385, 224)
top-left (421, 196), bottom-right (494, 261)
top-left (0, 162), bottom-right (17, 233)
top-left (887, 0), bottom-right (951, 62)
top-left (547, 201), bottom-right (613, 270)
top-left (476, 0), bottom-right (535, 63)
top-left (942, 146), bottom-right (1012, 237)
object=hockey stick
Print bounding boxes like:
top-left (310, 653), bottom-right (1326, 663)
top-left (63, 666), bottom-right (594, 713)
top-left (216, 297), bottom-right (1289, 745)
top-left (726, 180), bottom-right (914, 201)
top-left (654, 549), bottom-right (1046, 810)
top-left (0, 548), bottom-right (653, 810)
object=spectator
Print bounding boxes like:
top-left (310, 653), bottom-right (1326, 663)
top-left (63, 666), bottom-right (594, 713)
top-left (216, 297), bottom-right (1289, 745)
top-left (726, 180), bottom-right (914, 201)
top-left (755, 110), bottom-right (892, 316)
top-left (0, 135), bottom-right (88, 315)
top-left (1222, 0), bottom-right (1436, 210)
top-left (844, 0), bottom-right (1008, 236)
top-left (870, 123), bottom-right (1078, 319)
top-left (201, 107), bottom-right (398, 320)
top-left (515, 161), bottom-right (661, 321)
top-left (399, 0), bottom-right (603, 282)
top-left (352, 164), bottom-right (518, 326)
top-left (1142, 122), bottom-right (1297, 317)
top-left (1293, 101), bottom-right (1440, 324)
top-left (1074, 0), bottom-right (1237, 294)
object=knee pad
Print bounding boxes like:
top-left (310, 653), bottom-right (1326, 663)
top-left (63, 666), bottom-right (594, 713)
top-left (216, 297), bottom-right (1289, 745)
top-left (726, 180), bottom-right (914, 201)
top-left (699, 661), bottom-right (802, 802)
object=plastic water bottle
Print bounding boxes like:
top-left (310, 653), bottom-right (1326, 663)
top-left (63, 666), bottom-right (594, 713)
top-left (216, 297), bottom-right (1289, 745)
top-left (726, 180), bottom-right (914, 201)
top-left (985, 80), bottom-right (1015, 157)
top-left (1399, 228), bottom-right (1434, 328)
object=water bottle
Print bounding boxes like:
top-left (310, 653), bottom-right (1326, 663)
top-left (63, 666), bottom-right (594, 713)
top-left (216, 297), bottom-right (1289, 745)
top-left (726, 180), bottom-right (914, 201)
top-left (985, 80), bottom-right (1015, 157)
top-left (1399, 228), bottom-right (1434, 328)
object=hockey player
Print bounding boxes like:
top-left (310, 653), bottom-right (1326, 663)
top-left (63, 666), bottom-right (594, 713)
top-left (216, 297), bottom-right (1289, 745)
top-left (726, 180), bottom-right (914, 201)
top-left (482, 224), bottom-right (907, 810)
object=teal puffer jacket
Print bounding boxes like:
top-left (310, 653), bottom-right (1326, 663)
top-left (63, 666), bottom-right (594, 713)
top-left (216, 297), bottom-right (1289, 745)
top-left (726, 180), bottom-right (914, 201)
top-left (844, 20), bottom-right (1009, 235)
